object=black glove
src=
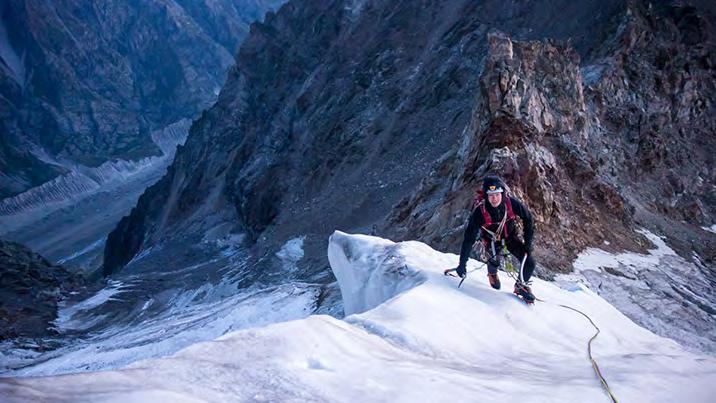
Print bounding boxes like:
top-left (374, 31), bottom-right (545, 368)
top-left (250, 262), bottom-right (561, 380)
top-left (455, 265), bottom-right (466, 278)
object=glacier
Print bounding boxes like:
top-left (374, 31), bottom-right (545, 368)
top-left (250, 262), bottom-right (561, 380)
top-left (0, 119), bottom-right (189, 226)
top-left (1, 231), bottom-right (714, 402)
top-left (0, 120), bottom-right (190, 264)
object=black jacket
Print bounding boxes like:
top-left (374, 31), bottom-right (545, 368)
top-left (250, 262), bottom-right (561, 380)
top-left (458, 196), bottom-right (534, 268)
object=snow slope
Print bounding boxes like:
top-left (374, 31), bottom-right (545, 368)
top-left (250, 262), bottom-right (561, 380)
top-left (558, 229), bottom-right (716, 353)
top-left (0, 238), bottom-right (320, 377)
top-left (1, 231), bottom-right (714, 402)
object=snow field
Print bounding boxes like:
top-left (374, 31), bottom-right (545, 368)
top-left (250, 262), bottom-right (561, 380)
top-left (1, 231), bottom-right (714, 402)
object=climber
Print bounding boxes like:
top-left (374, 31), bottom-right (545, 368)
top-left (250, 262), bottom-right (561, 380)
top-left (454, 175), bottom-right (537, 302)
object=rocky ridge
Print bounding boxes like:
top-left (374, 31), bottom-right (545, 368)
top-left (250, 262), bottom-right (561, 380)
top-left (389, 2), bottom-right (716, 272)
top-left (104, 0), bottom-right (633, 276)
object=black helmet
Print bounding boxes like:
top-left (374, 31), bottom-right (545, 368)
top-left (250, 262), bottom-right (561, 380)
top-left (482, 175), bottom-right (505, 194)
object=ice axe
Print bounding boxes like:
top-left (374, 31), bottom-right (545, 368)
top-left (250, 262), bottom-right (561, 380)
top-left (444, 262), bottom-right (485, 288)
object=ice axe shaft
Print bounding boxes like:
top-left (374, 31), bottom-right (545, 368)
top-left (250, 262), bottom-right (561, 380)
top-left (444, 263), bottom-right (486, 288)
top-left (443, 268), bottom-right (466, 287)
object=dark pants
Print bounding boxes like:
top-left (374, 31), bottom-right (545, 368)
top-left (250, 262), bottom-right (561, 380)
top-left (484, 236), bottom-right (535, 282)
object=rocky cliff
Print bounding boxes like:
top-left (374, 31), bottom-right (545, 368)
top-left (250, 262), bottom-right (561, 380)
top-left (0, 0), bottom-right (284, 198)
top-left (390, 2), bottom-right (716, 272)
top-left (103, 0), bottom-right (631, 274)
top-left (104, 0), bottom-right (714, 280)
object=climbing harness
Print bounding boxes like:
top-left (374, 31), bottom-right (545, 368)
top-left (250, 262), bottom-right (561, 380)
top-left (476, 199), bottom-right (515, 241)
top-left (479, 238), bottom-right (526, 285)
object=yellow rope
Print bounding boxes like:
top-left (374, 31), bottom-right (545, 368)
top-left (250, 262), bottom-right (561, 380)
top-left (468, 245), bottom-right (618, 402)
top-left (536, 298), bottom-right (619, 403)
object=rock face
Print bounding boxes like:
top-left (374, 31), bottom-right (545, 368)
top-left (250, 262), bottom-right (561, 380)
top-left (104, 0), bottom-right (635, 276)
top-left (105, 0), bottom-right (715, 272)
top-left (389, 2), bottom-right (716, 271)
top-left (390, 32), bottom-right (624, 273)
top-left (0, 240), bottom-right (83, 340)
top-left (0, 0), bottom-right (284, 198)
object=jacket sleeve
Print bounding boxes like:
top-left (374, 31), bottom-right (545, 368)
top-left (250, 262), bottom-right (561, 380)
top-left (458, 207), bottom-right (484, 268)
top-left (510, 197), bottom-right (534, 249)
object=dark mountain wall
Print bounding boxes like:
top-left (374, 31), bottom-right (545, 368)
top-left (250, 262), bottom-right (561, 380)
top-left (0, 0), bottom-right (284, 198)
top-left (0, 239), bottom-right (83, 340)
top-left (104, 0), bottom-right (648, 276)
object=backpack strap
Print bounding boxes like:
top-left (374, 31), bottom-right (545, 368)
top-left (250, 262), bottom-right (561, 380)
top-left (480, 196), bottom-right (516, 240)
top-left (503, 196), bottom-right (515, 238)
top-left (478, 200), bottom-right (492, 227)
top-left (504, 196), bottom-right (515, 221)
top-left (473, 190), bottom-right (485, 210)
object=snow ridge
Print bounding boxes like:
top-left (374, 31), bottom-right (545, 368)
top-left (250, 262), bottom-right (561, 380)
top-left (1, 232), bottom-right (713, 402)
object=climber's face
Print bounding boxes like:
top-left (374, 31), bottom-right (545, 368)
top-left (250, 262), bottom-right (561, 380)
top-left (487, 192), bottom-right (502, 208)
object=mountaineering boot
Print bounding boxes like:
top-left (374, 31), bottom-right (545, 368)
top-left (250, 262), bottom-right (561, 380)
top-left (487, 272), bottom-right (501, 290)
top-left (513, 282), bottom-right (535, 304)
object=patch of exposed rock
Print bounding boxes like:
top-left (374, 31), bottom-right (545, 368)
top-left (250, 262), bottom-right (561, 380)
top-left (0, 240), bottom-right (83, 340)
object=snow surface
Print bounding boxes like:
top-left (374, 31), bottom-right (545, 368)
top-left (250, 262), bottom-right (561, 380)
top-left (56, 237), bottom-right (105, 264)
top-left (53, 280), bottom-right (128, 332)
top-left (571, 229), bottom-right (675, 272)
top-left (0, 235), bottom-right (320, 377)
top-left (2, 231), bottom-right (714, 402)
top-left (1, 279), bottom-right (318, 377)
top-left (559, 229), bottom-right (716, 353)
top-left (276, 236), bottom-right (306, 272)
top-left (702, 224), bottom-right (716, 234)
